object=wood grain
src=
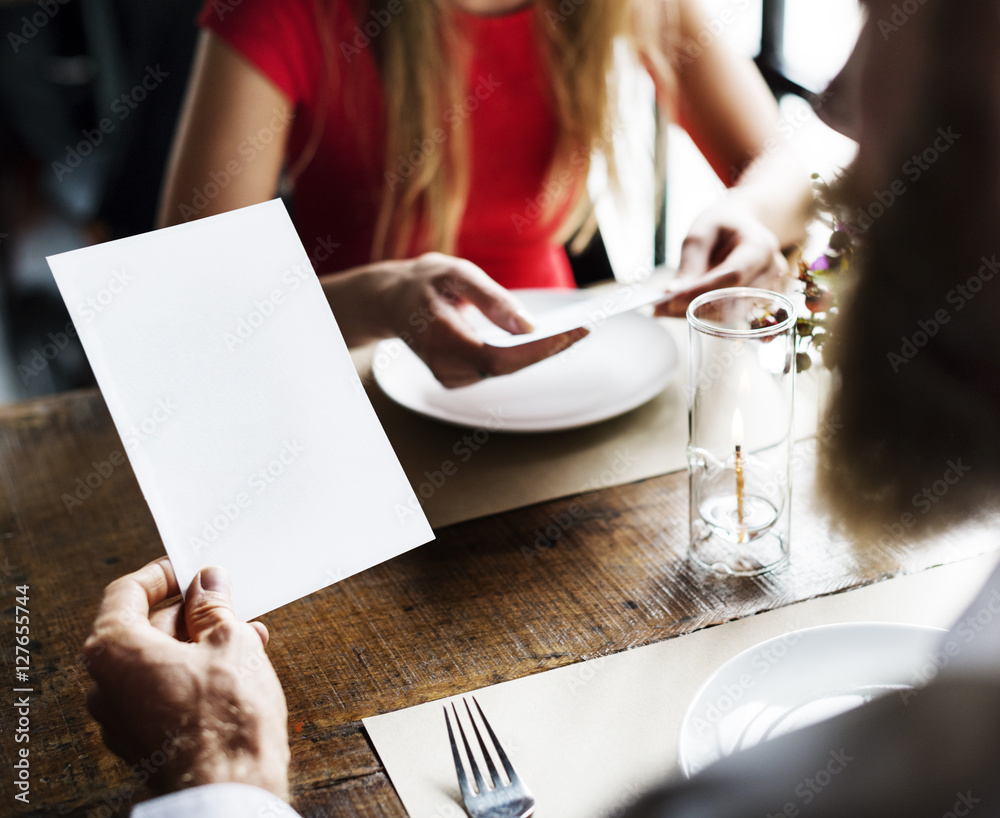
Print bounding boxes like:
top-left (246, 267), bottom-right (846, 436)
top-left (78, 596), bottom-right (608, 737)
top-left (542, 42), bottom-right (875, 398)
top-left (0, 389), bottom-right (995, 816)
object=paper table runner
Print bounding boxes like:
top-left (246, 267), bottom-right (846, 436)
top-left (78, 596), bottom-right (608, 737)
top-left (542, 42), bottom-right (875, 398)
top-left (352, 301), bottom-right (824, 530)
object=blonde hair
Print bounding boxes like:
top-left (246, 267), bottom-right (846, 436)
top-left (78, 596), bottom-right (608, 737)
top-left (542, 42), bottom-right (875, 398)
top-left (308, 0), bottom-right (674, 262)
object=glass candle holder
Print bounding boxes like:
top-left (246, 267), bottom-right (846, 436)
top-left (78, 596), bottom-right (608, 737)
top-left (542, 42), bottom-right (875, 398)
top-left (686, 288), bottom-right (796, 575)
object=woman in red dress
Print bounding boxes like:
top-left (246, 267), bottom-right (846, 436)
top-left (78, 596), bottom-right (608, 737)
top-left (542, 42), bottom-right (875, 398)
top-left (159, 0), bottom-right (811, 386)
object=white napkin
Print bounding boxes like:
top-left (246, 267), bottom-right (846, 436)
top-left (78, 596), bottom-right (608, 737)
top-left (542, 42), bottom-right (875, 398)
top-left (476, 285), bottom-right (665, 347)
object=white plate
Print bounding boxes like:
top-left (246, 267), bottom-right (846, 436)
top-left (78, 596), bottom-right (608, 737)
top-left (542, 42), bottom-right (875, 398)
top-left (678, 622), bottom-right (946, 777)
top-left (372, 289), bottom-right (678, 433)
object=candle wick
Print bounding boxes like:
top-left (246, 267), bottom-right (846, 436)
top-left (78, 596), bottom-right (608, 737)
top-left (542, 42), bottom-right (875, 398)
top-left (735, 444), bottom-right (746, 543)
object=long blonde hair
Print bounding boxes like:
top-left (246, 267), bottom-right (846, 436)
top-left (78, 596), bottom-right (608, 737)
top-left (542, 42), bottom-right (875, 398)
top-left (308, 0), bottom-right (672, 262)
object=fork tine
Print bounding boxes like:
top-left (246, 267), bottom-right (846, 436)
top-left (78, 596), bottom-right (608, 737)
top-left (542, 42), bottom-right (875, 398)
top-left (445, 706), bottom-right (476, 806)
top-left (452, 702), bottom-right (488, 796)
top-left (464, 698), bottom-right (504, 789)
top-left (471, 697), bottom-right (519, 783)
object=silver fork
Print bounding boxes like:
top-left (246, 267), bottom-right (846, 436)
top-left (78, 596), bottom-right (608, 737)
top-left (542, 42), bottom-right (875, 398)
top-left (445, 697), bottom-right (536, 818)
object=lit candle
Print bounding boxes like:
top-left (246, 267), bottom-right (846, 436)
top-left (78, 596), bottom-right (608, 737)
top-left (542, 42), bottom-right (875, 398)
top-left (732, 408), bottom-right (746, 543)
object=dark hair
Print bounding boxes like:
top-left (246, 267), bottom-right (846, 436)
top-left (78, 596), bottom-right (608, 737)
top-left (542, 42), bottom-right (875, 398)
top-left (819, 0), bottom-right (1000, 541)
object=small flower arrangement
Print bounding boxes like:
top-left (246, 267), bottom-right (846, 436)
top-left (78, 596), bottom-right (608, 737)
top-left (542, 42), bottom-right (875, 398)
top-left (793, 174), bottom-right (855, 373)
top-left (748, 306), bottom-right (789, 340)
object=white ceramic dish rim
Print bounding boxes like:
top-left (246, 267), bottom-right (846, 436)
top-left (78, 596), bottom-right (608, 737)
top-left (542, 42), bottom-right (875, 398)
top-left (372, 289), bottom-right (678, 433)
top-left (677, 620), bottom-right (948, 778)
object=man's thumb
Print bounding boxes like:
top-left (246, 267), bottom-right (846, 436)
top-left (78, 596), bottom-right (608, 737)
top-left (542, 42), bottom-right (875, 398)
top-left (185, 565), bottom-right (238, 643)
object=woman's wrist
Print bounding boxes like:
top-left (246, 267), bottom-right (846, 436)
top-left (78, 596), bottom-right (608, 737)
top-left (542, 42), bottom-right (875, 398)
top-left (318, 261), bottom-right (406, 346)
top-left (729, 155), bottom-right (812, 250)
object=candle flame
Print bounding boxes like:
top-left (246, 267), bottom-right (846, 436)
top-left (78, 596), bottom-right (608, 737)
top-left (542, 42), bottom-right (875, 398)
top-left (732, 408), bottom-right (744, 447)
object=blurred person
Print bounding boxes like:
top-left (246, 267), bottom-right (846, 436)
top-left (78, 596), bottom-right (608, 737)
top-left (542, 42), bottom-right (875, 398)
top-left (815, 0), bottom-right (1000, 542)
top-left (157, 0), bottom-right (810, 387)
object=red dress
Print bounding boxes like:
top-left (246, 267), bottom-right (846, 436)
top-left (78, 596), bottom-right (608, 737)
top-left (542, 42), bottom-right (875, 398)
top-left (198, 0), bottom-right (576, 289)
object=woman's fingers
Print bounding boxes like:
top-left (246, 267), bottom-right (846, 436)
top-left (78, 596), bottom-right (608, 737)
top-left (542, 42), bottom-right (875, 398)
top-left (657, 228), bottom-right (788, 317)
top-left (431, 256), bottom-right (535, 335)
top-left (711, 236), bottom-right (788, 285)
top-left (676, 227), bottom-right (718, 281)
top-left (401, 253), bottom-right (592, 386)
top-left (477, 327), bottom-right (590, 378)
top-left (422, 320), bottom-right (589, 388)
top-left (658, 197), bottom-right (791, 317)
top-left (655, 270), bottom-right (741, 317)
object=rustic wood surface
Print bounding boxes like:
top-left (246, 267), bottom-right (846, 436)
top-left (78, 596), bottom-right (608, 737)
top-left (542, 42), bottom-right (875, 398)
top-left (1, 388), bottom-right (996, 817)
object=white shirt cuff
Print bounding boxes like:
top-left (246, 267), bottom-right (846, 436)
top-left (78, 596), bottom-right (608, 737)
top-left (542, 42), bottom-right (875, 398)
top-left (130, 783), bottom-right (300, 818)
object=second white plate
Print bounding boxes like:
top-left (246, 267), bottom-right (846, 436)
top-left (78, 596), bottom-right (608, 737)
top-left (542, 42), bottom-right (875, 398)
top-left (372, 289), bottom-right (678, 432)
top-left (678, 622), bottom-right (946, 777)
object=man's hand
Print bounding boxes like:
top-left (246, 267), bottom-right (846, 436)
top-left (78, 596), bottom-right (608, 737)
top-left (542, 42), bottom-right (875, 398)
top-left (83, 559), bottom-right (290, 799)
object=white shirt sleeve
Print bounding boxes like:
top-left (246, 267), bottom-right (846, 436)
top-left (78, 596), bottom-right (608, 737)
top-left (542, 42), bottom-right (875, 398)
top-left (130, 783), bottom-right (301, 818)
top-left (938, 558), bottom-right (1000, 679)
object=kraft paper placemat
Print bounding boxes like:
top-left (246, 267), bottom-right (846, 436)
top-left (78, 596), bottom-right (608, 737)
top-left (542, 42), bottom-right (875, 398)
top-left (351, 299), bottom-right (822, 530)
top-left (365, 544), bottom-right (1000, 818)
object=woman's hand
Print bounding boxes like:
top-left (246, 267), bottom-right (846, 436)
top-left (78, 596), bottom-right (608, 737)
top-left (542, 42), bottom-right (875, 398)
top-left (655, 199), bottom-right (789, 317)
top-left (643, 0), bottom-right (811, 318)
top-left (326, 252), bottom-right (588, 388)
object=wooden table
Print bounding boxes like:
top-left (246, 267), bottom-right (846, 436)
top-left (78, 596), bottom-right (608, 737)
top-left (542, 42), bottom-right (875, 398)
top-left (1, 389), bottom-right (996, 817)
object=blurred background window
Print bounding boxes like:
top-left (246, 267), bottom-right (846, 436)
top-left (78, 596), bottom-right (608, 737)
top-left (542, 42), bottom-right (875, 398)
top-left (0, 0), bottom-right (202, 402)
